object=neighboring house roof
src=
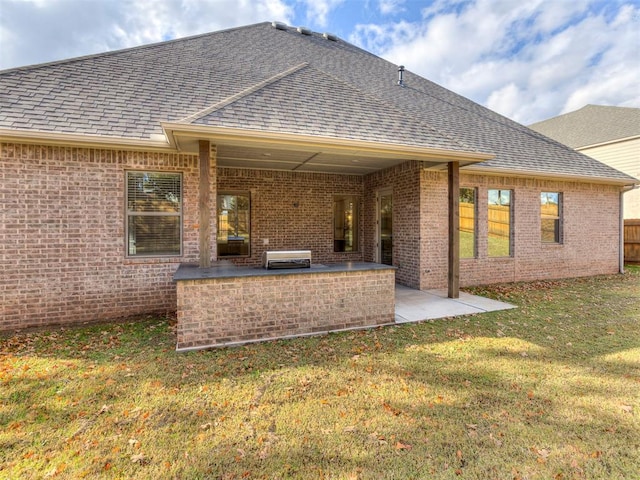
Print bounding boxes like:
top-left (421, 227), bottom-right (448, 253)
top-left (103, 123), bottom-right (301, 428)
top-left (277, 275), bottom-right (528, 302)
top-left (529, 105), bottom-right (640, 149)
top-left (0, 22), bottom-right (636, 184)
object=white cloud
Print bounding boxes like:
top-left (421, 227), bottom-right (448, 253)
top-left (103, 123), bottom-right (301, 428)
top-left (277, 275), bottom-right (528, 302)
top-left (379, 0), bottom-right (405, 15)
top-left (351, 0), bottom-right (640, 124)
top-left (0, 0), bottom-right (293, 70)
top-left (299, 0), bottom-right (344, 28)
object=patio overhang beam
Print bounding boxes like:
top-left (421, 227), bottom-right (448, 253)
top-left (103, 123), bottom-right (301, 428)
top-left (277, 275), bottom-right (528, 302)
top-left (161, 123), bottom-right (494, 166)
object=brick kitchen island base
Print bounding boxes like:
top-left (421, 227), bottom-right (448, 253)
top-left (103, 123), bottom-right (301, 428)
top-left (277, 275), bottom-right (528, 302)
top-left (173, 262), bottom-right (397, 351)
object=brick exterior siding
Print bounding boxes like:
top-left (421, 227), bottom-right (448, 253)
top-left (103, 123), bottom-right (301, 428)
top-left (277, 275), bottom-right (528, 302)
top-left (364, 161), bottom-right (422, 287)
top-left (420, 171), bottom-right (621, 289)
top-left (176, 268), bottom-right (396, 350)
top-left (0, 142), bottom-right (624, 332)
top-left (217, 168), bottom-right (364, 266)
top-left (0, 143), bottom-right (207, 331)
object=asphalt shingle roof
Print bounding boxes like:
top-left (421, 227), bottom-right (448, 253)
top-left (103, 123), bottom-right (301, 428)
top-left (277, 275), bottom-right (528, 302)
top-left (0, 21), bottom-right (636, 183)
top-left (529, 105), bottom-right (640, 149)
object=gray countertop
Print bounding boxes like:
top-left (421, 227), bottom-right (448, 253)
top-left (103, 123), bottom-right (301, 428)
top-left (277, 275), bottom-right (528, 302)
top-left (173, 261), bottom-right (396, 281)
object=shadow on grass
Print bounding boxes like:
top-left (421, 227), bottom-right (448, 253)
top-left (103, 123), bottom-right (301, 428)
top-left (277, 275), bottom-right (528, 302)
top-left (1, 269), bottom-right (638, 478)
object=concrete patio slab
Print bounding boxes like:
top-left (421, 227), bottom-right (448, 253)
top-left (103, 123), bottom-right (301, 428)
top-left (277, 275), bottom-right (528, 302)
top-left (395, 284), bottom-right (516, 323)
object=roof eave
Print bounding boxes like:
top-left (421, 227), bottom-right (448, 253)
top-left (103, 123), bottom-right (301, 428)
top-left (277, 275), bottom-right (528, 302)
top-left (161, 123), bottom-right (495, 164)
top-left (0, 127), bottom-right (173, 152)
top-left (463, 164), bottom-right (639, 187)
top-left (576, 134), bottom-right (640, 151)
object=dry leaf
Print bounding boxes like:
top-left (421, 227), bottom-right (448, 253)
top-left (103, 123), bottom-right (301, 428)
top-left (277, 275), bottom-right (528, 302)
top-left (130, 453), bottom-right (147, 464)
top-left (621, 404), bottom-right (633, 414)
top-left (536, 448), bottom-right (550, 458)
top-left (395, 441), bottom-right (412, 450)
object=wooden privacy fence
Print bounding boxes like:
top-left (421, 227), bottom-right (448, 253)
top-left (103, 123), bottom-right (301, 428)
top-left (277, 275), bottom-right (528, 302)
top-left (460, 203), bottom-right (510, 238)
top-left (625, 220), bottom-right (640, 263)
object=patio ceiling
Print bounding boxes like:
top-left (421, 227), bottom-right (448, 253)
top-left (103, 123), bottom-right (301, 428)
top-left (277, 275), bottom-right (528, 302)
top-left (163, 124), bottom-right (494, 175)
top-left (216, 144), bottom-right (411, 174)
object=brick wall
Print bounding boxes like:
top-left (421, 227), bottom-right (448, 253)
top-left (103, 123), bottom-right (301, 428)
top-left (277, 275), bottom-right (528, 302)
top-left (363, 162), bottom-right (422, 287)
top-left (1, 141), bottom-right (624, 332)
top-left (217, 168), bottom-right (364, 266)
top-left (0, 142), bottom-right (212, 331)
top-left (420, 170), bottom-right (622, 289)
top-left (176, 268), bottom-right (396, 350)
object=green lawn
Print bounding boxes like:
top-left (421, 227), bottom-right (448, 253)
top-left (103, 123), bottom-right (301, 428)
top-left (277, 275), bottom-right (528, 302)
top-left (2, 267), bottom-right (639, 479)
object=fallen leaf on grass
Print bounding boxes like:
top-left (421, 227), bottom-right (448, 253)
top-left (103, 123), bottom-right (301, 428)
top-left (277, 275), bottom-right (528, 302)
top-left (621, 404), bottom-right (633, 414)
top-left (395, 441), bottom-right (412, 450)
top-left (382, 401), bottom-right (402, 416)
top-left (130, 453), bottom-right (147, 464)
top-left (533, 447), bottom-right (550, 463)
top-left (368, 432), bottom-right (387, 445)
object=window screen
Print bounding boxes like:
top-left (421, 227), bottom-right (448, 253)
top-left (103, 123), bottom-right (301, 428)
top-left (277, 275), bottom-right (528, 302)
top-left (126, 171), bottom-right (182, 256)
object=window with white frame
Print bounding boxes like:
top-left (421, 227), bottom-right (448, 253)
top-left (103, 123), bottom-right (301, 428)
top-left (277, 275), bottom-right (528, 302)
top-left (126, 171), bottom-right (182, 257)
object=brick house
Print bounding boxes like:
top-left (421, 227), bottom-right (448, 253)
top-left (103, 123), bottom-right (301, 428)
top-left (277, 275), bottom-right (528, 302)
top-left (1, 22), bottom-right (637, 348)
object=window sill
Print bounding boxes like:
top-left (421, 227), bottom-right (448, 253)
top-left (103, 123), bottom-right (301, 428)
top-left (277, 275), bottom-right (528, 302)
top-left (124, 256), bottom-right (183, 265)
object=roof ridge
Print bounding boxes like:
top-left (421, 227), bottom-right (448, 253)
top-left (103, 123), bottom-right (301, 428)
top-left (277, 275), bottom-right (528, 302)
top-left (177, 62), bottom-right (310, 124)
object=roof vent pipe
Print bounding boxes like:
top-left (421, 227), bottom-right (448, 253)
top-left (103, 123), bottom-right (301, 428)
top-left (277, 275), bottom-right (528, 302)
top-left (272, 21), bottom-right (288, 30)
top-left (297, 26), bottom-right (312, 35)
top-left (397, 65), bottom-right (405, 87)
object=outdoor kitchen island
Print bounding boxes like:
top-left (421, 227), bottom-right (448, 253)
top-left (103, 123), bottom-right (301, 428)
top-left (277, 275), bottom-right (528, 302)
top-left (173, 261), bottom-right (397, 351)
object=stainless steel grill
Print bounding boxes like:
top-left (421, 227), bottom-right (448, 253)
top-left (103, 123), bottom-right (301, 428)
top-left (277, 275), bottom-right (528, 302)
top-left (263, 250), bottom-right (311, 269)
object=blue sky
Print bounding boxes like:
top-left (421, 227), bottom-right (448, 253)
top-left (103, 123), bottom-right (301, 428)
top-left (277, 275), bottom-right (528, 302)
top-left (1, 0), bottom-right (638, 124)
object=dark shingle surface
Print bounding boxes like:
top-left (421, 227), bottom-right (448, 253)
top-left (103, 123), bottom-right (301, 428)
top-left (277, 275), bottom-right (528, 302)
top-left (0, 22), bottom-right (635, 183)
top-left (529, 105), bottom-right (640, 148)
